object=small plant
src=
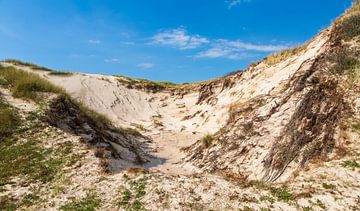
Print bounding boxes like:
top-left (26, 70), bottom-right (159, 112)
top-left (60, 191), bottom-right (101, 211)
top-left (341, 160), bottom-right (360, 168)
top-left (116, 177), bottom-right (147, 211)
top-left (270, 187), bottom-right (294, 201)
top-left (201, 134), bottom-right (214, 148)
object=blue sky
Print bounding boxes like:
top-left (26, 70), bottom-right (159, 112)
top-left (0, 0), bottom-right (354, 83)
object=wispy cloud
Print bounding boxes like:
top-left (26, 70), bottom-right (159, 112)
top-left (137, 63), bottom-right (155, 69)
top-left (104, 58), bottom-right (120, 63)
top-left (151, 27), bottom-right (291, 60)
top-left (88, 39), bottom-right (101, 44)
top-left (151, 27), bottom-right (209, 50)
top-left (195, 39), bottom-right (290, 60)
top-left (226, 0), bottom-right (252, 9)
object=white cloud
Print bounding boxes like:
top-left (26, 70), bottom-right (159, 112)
top-left (151, 28), bottom-right (209, 50)
top-left (104, 58), bottom-right (120, 63)
top-left (137, 63), bottom-right (155, 69)
top-left (226, 0), bottom-right (252, 9)
top-left (88, 39), bottom-right (101, 44)
top-left (195, 39), bottom-right (290, 60)
top-left (151, 26), bottom-right (292, 60)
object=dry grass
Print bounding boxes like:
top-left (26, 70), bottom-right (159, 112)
top-left (264, 44), bottom-right (308, 66)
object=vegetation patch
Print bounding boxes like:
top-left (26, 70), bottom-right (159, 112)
top-left (48, 71), bottom-right (73, 76)
top-left (0, 138), bottom-right (64, 186)
top-left (117, 176), bottom-right (147, 211)
top-left (270, 187), bottom-right (294, 201)
top-left (341, 160), bottom-right (360, 168)
top-left (115, 75), bottom-right (182, 92)
top-left (60, 191), bottom-right (101, 211)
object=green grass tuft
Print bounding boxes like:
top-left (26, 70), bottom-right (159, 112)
top-left (341, 160), bottom-right (360, 168)
top-left (270, 187), bottom-right (294, 201)
top-left (200, 134), bottom-right (214, 148)
top-left (60, 191), bottom-right (101, 211)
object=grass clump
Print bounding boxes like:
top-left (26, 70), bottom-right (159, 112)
top-left (270, 187), bottom-right (294, 201)
top-left (341, 160), bottom-right (360, 168)
top-left (200, 134), bottom-right (214, 148)
top-left (0, 65), bottom-right (64, 102)
top-left (117, 177), bottom-right (147, 211)
top-left (60, 191), bottom-right (101, 211)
